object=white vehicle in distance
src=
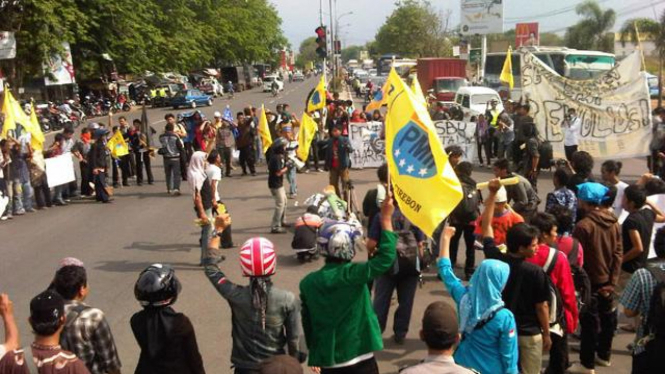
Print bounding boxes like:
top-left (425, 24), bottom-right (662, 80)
top-left (454, 86), bottom-right (504, 120)
top-left (262, 75), bottom-right (284, 92)
top-left (368, 69), bottom-right (377, 76)
top-left (293, 71), bottom-right (305, 81)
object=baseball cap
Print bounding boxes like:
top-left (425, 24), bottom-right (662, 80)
top-left (259, 355), bottom-right (303, 374)
top-left (57, 257), bottom-right (84, 270)
top-left (214, 111), bottom-right (222, 118)
top-left (495, 186), bottom-right (508, 203)
top-left (577, 182), bottom-right (609, 205)
top-left (422, 301), bottom-right (458, 349)
top-left (30, 290), bottom-right (64, 325)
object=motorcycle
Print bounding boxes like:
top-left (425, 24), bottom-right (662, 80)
top-left (271, 86), bottom-right (278, 97)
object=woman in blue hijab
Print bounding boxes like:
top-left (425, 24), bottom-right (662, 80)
top-left (438, 226), bottom-right (518, 374)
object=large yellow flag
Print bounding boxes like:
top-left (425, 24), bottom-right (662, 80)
top-left (410, 74), bottom-right (427, 107)
top-left (384, 67), bottom-right (462, 237)
top-left (306, 76), bottom-right (326, 113)
top-left (297, 112), bottom-right (318, 161)
top-left (500, 47), bottom-right (514, 89)
top-left (258, 104), bottom-right (273, 154)
top-left (1, 90), bottom-right (16, 138)
top-left (107, 130), bottom-right (129, 159)
top-left (28, 103), bottom-right (45, 151)
top-left (365, 81), bottom-right (388, 113)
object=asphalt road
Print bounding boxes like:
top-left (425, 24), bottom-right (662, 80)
top-left (1, 76), bottom-right (639, 373)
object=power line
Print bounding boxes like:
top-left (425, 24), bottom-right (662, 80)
top-left (505, 0), bottom-right (612, 22)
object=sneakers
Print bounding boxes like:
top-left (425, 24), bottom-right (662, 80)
top-left (173, 189), bottom-right (181, 196)
top-left (270, 228), bottom-right (287, 234)
top-left (567, 363), bottom-right (595, 374)
top-left (595, 357), bottom-right (611, 367)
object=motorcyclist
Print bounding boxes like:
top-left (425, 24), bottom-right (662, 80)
top-left (271, 80), bottom-right (279, 96)
top-left (226, 81), bottom-right (235, 98)
top-left (202, 214), bottom-right (306, 374)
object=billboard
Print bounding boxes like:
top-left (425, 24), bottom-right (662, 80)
top-left (0, 32), bottom-right (16, 60)
top-left (44, 42), bottom-right (76, 86)
top-left (516, 22), bottom-right (539, 47)
top-left (460, 0), bottom-right (504, 35)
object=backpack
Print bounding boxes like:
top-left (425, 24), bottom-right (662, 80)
top-left (59, 303), bottom-right (91, 351)
top-left (567, 238), bottom-right (592, 314)
top-left (451, 182), bottom-right (480, 224)
top-left (542, 247), bottom-right (566, 331)
top-left (645, 263), bottom-right (665, 339)
top-left (537, 139), bottom-right (554, 170)
top-left (362, 188), bottom-right (380, 227)
top-left (395, 220), bottom-right (421, 276)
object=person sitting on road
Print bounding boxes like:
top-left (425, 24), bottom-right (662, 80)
top-left (299, 195), bottom-right (397, 373)
top-left (437, 223), bottom-right (518, 374)
top-left (202, 215), bottom-right (306, 373)
top-left (131, 264), bottom-right (205, 374)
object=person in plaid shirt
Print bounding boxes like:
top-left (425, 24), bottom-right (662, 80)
top-left (52, 261), bottom-right (122, 374)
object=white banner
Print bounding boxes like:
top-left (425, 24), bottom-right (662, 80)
top-left (349, 120), bottom-right (477, 169)
top-left (44, 42), bottom-right (76, 86)
top-left (45, 154), bottom-right (75, 188)
top-left (460, 0), bottom-right (504, 35)
top-left (521, 51), bottom-right (651, 159)
top-left (0, 31), bottom-right (16, 60)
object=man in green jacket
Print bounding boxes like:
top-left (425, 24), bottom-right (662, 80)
top-left (300, 195), bottom-right (397, 373)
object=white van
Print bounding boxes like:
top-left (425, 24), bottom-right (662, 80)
top-left (454, 86), bottom-right (504, 120)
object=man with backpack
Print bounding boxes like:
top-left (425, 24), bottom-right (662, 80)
top-left (368, 201), bottom-right (425, 345)
top-left (52, 262), bottom-right (122, 374)
top-left (493, 158), bottom-right (539, 220)
top-left (529, 212), bottom-right (579, 374)
top-left (620, 229), bottom-right (665, 374)
top-left (481, 179), bottom-right (551, 374)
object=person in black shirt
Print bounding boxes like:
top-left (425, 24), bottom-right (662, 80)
top-left (481, 179), bottom-right (551, 374)
top-left (621, 185), bottom-right (665, 274)
top-left (567, 151), bottom-right (595, 195)
top-left (268, 141), bottom-right (288, 234)
top-left (188, 151), bottom-right (215, 265)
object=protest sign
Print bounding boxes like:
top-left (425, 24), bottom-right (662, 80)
top-left (45, 154), bottom-right (75, 187)
top-left (349, 120), bottom-right (477, 169)
top-left (521, 51), bottom-right (651, 159)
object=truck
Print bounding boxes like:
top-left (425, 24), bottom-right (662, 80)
top-left (416, 58), bottom-right (468, 102)
top-left (220, 66), bottom-right (247, 91)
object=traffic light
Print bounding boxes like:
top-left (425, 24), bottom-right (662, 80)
top-left (334, 40), bottom-right (341, 55)
top-left (315, 26), bottom-right (327, 59)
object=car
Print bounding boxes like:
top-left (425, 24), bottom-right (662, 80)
top-left (453, 86), bottom-right (503, 120)
top-left (647, 73), bottom-right (661, 98)
top-left (368, 69), bottom-right (377, 76)
top-left (293, 72), bottom-right (305, 82)
top-left (263, 75), bottom-right (284, 92)
top-left (198, 78), bottom-right (223, 97)
top-left (171, 89), bottom-right (213, 109)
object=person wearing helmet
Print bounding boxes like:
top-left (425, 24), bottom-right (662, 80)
top-left (131, 264), bottom-right (204, 374)
top-left (202, 214), bottom-right (306, 373)
top-left (299, 194), bottom-right (397, 373)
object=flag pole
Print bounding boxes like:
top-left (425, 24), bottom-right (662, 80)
top-left (634, 21), bottom-right (646, 71)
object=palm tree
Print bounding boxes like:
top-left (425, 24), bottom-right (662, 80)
top-left (565, 0), bottom-right (616, 52)
top-left (620, 15), bottom-right (665, 106)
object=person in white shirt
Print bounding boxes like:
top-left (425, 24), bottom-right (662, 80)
top-left (562, 108), bottom-right (581, 161)
top-left (601, 160), bottom-right (628, 218)
top-left (206, 150), bottom-right (223, 204)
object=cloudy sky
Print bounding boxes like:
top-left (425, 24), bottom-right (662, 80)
top-left (273, 0), bottom-right (665, 48)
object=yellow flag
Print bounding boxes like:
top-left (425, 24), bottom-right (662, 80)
top-left (107, 129), bottom-right (129, 159)
top-left (297, 112), bottom-right (318, 161)
top-left (306, 76), bottom-right (326, 113)
top-left (1, 90), bottom-right (17, 138)
top-left (384, 67), bottom-right (462, 237)
top-left (500, 47), bottom-right (514, 89)
top-left (410, 74), bottom-right (427, 107)
top-left (258, 104), bottom-right (273, 154)
top-left (28, 103), bottom-right (45, 151)
top-left (365, 81), bottom-right (388, 113)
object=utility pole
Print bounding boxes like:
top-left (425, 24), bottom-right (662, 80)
top-left (329, 0), bottom-right (335, 91)
top-left (481, 35), bottom-right (487, 84)
top-left (320, 0), bottom-right (326, 85)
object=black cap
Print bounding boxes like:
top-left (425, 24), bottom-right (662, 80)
top-left (30, 290), bottom-right (64, 325)
top-left (422, 301), bottom-right (458, 349)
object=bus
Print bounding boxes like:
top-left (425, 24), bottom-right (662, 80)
top-left (484, 46), bottom-right (616, 98)
top-left (377, 54), bottom-right (401, 76)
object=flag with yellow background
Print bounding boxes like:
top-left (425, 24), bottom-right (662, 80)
top-left (258, 104), bottom-right (273, 154)
top-left (106, 129), bottom-right (129, 159)
top-left (297, 112), bottom-right (318, 161)
top-left (384, 67), bottom-right (462, 237)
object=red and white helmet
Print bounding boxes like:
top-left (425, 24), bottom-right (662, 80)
top-left (240, 237), bottom-right (276, 277)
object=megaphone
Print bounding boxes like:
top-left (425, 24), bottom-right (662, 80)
top-left (288, 154), bottom-right (307, 172)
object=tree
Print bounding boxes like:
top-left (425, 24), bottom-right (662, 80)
top-left (564, 0), bottom-right (616, 52)
top-left (620, 15), bottom-right (665, 105)
top-left (341, 45), bottom-right (363, 63)
top-left (374, 0), bottom-right (453, 58)
top-left (296, 37), bottom-right (318, 69)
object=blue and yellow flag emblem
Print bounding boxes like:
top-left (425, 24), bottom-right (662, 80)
top-left (385, 67), bottom-right (462, 237)
top-left (307, 76), bottom-right (326, 113)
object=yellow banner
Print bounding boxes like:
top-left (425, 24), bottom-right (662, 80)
top-left (385, 67), bottom-right (462, 237)
top-left (297, 112), bottom-right (318, 161)
top-left (500, 46), bottom-right (514, 89)
top-left (1, 89), bottom-right (31, 139)
top-left (306, 76), bottom-right (326, 113)
top-left (107, 129), bottom-right (129, 159)
top-left (410, 74), bottom-right (427, 108)
top-left (258, 104), bottom-right (273, 154)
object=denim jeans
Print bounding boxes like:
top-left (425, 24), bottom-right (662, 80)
top-left (163, 157), bottom-right (181, 192)
top-left (286, 166), bottom-right (297, 195)
top-left (52, 184), bottom-right (66, 204)
top-left (10, 178), bottom-right (28, 213)
top-left (200, 208), bottom-right (213, 264)
top-left (19, 180), bottom-right (33, 211)
top-left (372, 273), bottom-right (419, 339)
top-left (579, 291), bottom-right (616, 369)
top-left (93, 171), bottom-right (110, 202)
top-left (270, 187), bottom-right (286, 230)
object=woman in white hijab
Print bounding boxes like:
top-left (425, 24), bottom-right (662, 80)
top-left (188, 151), bottom-right (215, 265)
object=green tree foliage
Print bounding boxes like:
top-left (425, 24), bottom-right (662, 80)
top-left (296, 37), bottom-right (318, 68)
top-left (565, 0), bottom-right (616, 52)
top-left (341, 45), bottom-right (363, 63)
top-left (620, 14), bottom-right (665, 104)
top-left (0, 0), bottom-right (286, 84)
top-left (374, 0), bottom-right (452, 58)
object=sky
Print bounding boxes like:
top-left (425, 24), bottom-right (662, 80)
top-left (272, 0), bottom-right (665, 49)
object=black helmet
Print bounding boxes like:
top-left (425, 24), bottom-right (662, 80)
top-left (134, 264), bottom-right (181, 308)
